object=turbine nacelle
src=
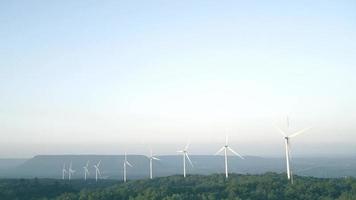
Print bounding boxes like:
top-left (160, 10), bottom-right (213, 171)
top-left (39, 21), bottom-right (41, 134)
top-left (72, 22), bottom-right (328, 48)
top-left (215, 135), bottom-right (244, 179)
top-left (68, 162), bottom-right (75, 180)
top-left (274, 118), bottom-right (312, 184)
top-left (83, 160), bottom-right (90, 180)
top-left (93, 160), bottom-right (102, 181)
top-left (123, 153), bottom-right (133, 182)
top-left (216, 136), bottom-right (245, 159)
top-left (149, 149), bottom-right (160, 179)
top-left (62, 163), bottom-right (68, 180)
top-left (178, 142), bottom-right (193, 177)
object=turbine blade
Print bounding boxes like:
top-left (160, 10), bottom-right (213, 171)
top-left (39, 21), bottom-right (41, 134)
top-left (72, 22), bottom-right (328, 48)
top-left (289, 127), bottom-right (312, 138)
top-left (97, 160), bottom-right (101, 167)
top-left (184, 141), bottom-right (190, 151)
top-left (126, 161), bottom-right (133, 167)
top-left (295, 165), bottom-right (322, 173)
top-left (225, 135), bottom-right (229, 146)
top-left (214, 147), bottom-right (225, 155)
top-left (274, 125), bottom-right (287, 137)
top-left (228, 147), bottom-right (244, 159)
top-left (177, 150), bottom-right (184, 153)
top-left (152, 156), bottom-right (160, 160)
top-left (185, 153), bottom-right (193, 167)
top-left (97, 169), bottom-right (101, 177)
top-left (286, 116), bottom-right (290, 129)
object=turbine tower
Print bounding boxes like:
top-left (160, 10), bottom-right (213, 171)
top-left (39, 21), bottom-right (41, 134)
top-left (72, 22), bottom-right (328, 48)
top-left (62, 163), bottom-right (67, 180)
top-left (148, 149), bottom-right (160, 179)
top-left (215, 135), bottom-right (244, 179)
top-left (93, 160), bottom-right (101, 182)
top-left (274, 117), bottom-right (311, 184)
top-left (68, 162), bottom-right (75, 180)
top-left (83, 161), bottom-right (90, 181)
top-left (123, 153), bottom-right (133, 182)
top-left (177, 142), bottom-right (193, 178)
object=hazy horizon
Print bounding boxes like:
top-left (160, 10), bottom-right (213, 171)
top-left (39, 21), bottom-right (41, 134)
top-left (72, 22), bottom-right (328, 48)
top-left (1, 0), bottom-right (355, 158)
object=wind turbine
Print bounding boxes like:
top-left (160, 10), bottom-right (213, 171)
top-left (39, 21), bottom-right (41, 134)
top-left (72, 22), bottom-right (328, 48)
top-left (83, 161), bottom-right (90, 181)
top-left (148, 149), bottom-right (160, 179)
top-left (68, 162), bottom-right (75, 180)
top-left (274, 117), bottom-right (311, 184)
top-left (177, 142), bottom-right (193, 178)
top-left (215, 135), bottom-right (244, 179)
top-left (123, 153), bottom-right (133, 182)
top-left (93, 160), bottom-right (101, 182)
top-left (62, 163), bottom-right (67, 180)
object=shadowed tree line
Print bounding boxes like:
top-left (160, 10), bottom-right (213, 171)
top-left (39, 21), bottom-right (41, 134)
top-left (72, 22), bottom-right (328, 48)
top-left (0, 173), bottom-right (355, 200)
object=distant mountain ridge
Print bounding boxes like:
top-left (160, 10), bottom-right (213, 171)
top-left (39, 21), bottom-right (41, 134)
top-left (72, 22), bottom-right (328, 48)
top-left (0, 159), bottom-right (27, 171)
top-left (1, 155), bottom-right (355, 179)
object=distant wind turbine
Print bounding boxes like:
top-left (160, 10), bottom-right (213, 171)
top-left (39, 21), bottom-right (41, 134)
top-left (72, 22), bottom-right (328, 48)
top-left (148, 149), bottom-right (160, 179)
top-left (123, 153), bottom-right (133, 182)
top-left (68, 162), bottom-right (75, 180)
top-left (62, 163), bottom-right (67, 180)
top-left (83, 161), bottom-right (90, 181)
top-left (93, 160), bottom-right (101, 182)
top-left (177, 142), bottom-right (193, 178)
top-left (274, 117), bottom-right (312, 184)
top-left (215, 135), bottom-right (244, 179)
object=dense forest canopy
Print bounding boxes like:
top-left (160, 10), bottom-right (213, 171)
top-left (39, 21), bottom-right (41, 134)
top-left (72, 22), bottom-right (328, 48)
top-left (0, 173), bottom-right (355, 200)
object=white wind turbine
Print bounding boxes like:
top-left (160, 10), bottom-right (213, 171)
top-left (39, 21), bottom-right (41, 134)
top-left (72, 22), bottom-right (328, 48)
top-left (93, 160), bottom-right (101, 182)
top-left (177, 142), bottom-right (193, 178)
top-left (62, 163), bottom-right (67, 180)
top-left (215, 135), bottom-right (244, 179)
top-left (68, 162), bottom-right (75, 180)
top-left (148, 149), bottom-right (160, 179)
top-left (123, 153), bottom-right (133, 182)
top-left (83, 161), bottom-right (90, 181)
top-left (274, 117), bottom-right (312, 184)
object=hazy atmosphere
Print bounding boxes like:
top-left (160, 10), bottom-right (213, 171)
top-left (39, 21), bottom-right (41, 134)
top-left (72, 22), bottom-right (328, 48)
top-left (1, 0), bottom-right (356, 158)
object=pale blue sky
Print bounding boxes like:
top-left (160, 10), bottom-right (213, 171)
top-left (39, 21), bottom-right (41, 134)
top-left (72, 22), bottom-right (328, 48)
top-left (1, 0), bottom-right (356, 157)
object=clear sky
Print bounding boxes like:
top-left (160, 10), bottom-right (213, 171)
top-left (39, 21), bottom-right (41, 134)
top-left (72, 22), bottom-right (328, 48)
top-left (1, 0), bottom-right (356, 158)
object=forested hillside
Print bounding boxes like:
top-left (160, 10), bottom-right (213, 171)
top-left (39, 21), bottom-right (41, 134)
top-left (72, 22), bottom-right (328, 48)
top-left (0, 173), bottom-right (355, 200)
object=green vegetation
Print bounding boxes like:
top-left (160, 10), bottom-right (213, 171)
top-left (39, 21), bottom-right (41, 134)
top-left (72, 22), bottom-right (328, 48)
top-left (0, 173), bottom-right (355, 200)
